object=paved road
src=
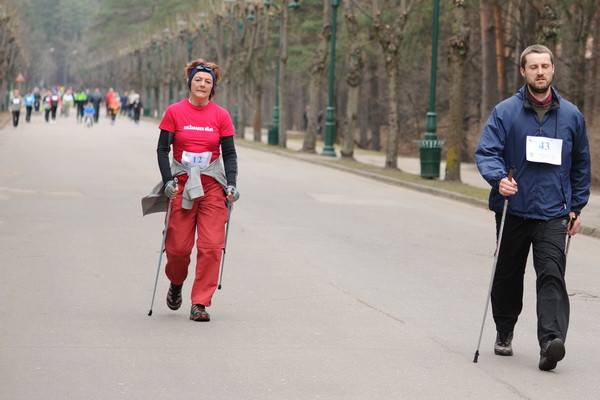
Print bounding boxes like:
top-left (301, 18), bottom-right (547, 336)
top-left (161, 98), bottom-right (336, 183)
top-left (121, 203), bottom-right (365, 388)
top-left (277, 131), bottom-right (600, 238)
top-left (1, 113), bottom-right (600, 399)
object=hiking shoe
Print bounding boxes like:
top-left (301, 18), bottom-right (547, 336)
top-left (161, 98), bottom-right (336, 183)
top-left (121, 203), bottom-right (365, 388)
top-left (494, 332), bottom-right (514, 356)
top-left (539, 338), bottom-right (565, 371)
top-left (166, 283), bottom-right (182, 310)
top-left (190, 304), bottom-right (210, 322)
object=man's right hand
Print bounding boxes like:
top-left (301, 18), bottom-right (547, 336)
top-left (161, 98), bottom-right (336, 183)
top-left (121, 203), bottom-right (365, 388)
top-left (498, 175), bottom-right (518, 197)
top-left (164, 180), bottom-right (178, 199)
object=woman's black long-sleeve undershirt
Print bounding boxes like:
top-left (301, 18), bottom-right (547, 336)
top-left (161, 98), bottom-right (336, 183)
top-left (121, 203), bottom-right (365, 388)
top-left (156, 129), bottom-right (238, 187)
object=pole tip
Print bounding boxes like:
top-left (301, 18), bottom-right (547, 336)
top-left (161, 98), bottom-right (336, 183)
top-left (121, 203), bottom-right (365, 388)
top-left (218, 284), bottom-right (222, 290)
top-left (148, 310), bottom-right (153, 316)
top-left (473, 350), bottom-right (479, 363)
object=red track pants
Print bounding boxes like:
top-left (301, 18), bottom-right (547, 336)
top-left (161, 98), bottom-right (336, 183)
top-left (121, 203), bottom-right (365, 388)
top-left (164, 180), bottom-right (228, 307)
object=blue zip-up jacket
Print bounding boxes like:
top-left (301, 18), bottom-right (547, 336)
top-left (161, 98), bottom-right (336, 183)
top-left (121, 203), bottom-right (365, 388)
top-left (475, 86), bottom-right (591, 219)
top-left (25, 94), bottom-right (35, 107)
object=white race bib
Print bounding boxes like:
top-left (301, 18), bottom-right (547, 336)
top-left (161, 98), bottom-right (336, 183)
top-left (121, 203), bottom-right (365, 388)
top-left (181, 151), bottom-right (212, 169)
top-left (526, 136), bottom-right (562, 166)
top-left (12, 98), bottom-right (20, 104)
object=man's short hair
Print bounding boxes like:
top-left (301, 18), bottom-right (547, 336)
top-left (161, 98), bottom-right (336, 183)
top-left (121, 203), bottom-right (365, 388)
top-left (520, 44), bottom-right (554, 69)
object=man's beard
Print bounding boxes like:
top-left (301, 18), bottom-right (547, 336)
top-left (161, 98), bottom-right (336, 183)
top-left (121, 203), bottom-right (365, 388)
top-left (528, 75), bottom-right (553, 93)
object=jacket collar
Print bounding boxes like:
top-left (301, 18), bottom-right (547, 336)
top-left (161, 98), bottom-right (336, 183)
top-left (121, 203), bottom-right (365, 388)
top-left (519, 85), bottom-right (560, 111)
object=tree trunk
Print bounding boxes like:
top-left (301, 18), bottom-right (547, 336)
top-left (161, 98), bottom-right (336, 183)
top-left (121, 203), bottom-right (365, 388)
top-left (278, 0), bottom-right (289, 148)
top-left (493, 2), bottom-right (506, 99)
top-left (340, 5), bottom-right (363, 159)
top-left (371, 1), bottom-right (415, 170)
top-left (342, 85), bottom-right (359, 158)
top-left (366, 61), bottom-right (382, 151)
top-left (237, 84), bottom-right (246, 139)
top-left (251, 5), bottom-right (272, 142)
top-left (585, 11), bottom-right (600, 125)
top-left (384, 61), bottom-right (400, 169)
top-left (231, 1), bottom-right (263, 140)
top-left (303, 79), bottom-right (321, 153)
top-left (253, 83), bottom-right (263, 142)
top-left (480, 0), bottom-right (498, 122)
top-left (561, 1), bottom-right (598, 111)
top-left (529, 0), bottom-right (558, 51)
top-left (445, 0), bottom-right (470, 182)
top-left (302, 1), bottom-right (330, 153)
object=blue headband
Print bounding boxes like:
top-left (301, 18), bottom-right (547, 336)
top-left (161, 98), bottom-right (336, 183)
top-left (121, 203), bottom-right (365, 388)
top-left (187, 65), bottom-right (217, 90)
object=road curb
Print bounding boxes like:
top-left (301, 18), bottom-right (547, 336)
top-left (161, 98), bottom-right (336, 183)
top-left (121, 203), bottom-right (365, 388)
top-left (237, 139), bottom-right (600, 239)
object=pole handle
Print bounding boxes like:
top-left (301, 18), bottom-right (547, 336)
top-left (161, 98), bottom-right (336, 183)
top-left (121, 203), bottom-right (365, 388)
top-left (507, 167), bottom-right (514, 182)
top-left (568, 214), bottom-right (578, 230)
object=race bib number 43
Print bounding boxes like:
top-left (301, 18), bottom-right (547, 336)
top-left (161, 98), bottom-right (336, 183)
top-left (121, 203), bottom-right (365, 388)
top-left (181, 151), bottom-right (212, 169)
top-left (526, 136), bottom-right (562, 166)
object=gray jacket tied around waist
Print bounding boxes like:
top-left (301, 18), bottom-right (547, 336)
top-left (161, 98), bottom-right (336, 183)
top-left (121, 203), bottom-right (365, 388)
top-left (141, 157), bottom-right (227, 216)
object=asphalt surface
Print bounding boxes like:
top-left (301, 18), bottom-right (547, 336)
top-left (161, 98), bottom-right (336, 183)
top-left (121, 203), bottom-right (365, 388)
top-left (278, 132), bottom-right (600, 239)
top-left (1, 112), bottom-right (600, 399)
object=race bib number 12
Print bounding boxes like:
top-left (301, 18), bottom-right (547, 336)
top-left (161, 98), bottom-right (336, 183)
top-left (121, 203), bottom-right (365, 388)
top-left (181, 151), bottom-right (212, 169)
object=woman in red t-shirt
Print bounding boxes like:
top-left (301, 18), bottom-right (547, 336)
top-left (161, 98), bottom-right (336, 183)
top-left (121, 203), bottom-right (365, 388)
top-left (156, 59), bottom-right (239, 322)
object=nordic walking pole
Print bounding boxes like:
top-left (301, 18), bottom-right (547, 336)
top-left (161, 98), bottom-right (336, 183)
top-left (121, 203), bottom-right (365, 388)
top-left (148, 179), bottom-right (177, 316)
top-left (217, 202), bottom-right (233, 290)
top-left (565, 214), bottom-right (577, 257)
top-left (474, 167), bottom-right (514, 363)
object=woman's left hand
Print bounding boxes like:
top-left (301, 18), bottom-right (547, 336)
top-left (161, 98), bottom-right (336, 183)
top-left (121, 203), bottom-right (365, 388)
top-left (226, 185), bottom-right (239, 203)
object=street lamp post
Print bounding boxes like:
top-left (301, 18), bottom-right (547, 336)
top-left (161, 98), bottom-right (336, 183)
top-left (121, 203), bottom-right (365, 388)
top-left (268, 17), bottom-right (281, 146)
top-left (425, 0), bottom-right (439, 142)
top-left (321, 0), bottom-right (339, 157)
top-left (417, 0), bottom-right (444, 178)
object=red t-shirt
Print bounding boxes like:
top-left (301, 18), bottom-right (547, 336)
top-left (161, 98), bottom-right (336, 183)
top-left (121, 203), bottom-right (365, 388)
top-left (159, 99), bottom-right (235, 183)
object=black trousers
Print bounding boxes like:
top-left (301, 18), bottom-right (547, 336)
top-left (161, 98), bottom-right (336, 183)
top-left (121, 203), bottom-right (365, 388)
top-left (12, 111), bottom-right (20, 126)
top-left (492, 213), bottom-right (570, 346)
top-left (76, 102), bottom-right (85, 120)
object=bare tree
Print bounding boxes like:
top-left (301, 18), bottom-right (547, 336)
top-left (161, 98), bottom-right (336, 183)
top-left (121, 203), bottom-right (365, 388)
top-left (363, 60), bottom-right (385, 151)
top-left (0, 4), bottom-right (25, 108)
top-left (340, 1), bottom-right (364, 159)
top-left (277, 0), bottom-right (290, 148)
top-left (585, 8), bottom-right (600, 125)
top-left (558, 1), bottom-right (599, 111)
top-left (250, 6), bottom-right (273, 142)
top-left (221, 1), bottom-right (263, 139)
top-left (301, 1), bottom-right (330, 154)
top-left (371, 0), bottom-right (420, 169)
top-left (445, 0), bottom-right (470, 182)
top-left (479, 0), bottom-right (498, 122)
top-left (528, 0), bottom-right (558, 51)
top-left (493, 1), bottom-right (507, 99)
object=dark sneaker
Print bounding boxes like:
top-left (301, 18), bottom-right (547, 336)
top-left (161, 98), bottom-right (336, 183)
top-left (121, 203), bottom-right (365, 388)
top-left (190, 304), bottom-right (210, 322)
top-left (166, 283), bottom-right (182, 310)
top-left (494, 332), bottom-right (514, 356)
top-left (539, 338), bottom-right (565, 371)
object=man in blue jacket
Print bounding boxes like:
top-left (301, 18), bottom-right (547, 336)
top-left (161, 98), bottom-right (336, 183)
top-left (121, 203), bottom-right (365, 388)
top-left (475, 44), bottom-right (591, 371)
